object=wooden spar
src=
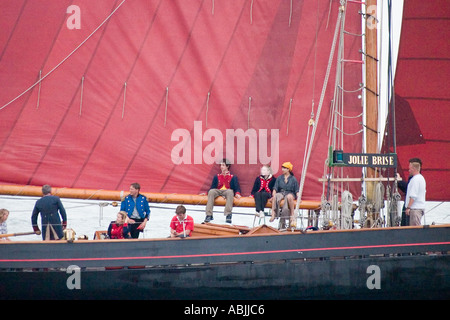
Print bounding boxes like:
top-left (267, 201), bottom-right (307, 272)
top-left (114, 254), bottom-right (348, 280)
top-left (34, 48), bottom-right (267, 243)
top-left (0, 184), bottom-right (321, 210)
top-left (364, 0), bottom-right (379, 202)
top-left (0, 231), bottom-right (37, 238)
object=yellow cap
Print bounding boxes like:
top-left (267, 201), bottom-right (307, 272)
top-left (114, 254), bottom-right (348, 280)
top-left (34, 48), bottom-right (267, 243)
top-left (282, 162), bottom-right (293, 172)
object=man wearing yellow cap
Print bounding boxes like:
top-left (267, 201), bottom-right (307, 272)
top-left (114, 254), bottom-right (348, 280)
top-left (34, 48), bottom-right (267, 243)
top-left (270, 162), bottom-right (299, 226)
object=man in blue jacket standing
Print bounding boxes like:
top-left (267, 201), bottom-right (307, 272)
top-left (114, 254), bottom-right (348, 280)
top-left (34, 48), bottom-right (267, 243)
top-left (120, 183), bottom-right (150, 238)
top-left (31, 185), bottom-right (67, 240)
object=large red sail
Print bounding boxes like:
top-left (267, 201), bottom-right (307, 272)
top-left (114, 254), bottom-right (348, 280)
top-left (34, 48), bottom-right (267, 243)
top-left (392, 0), bottom-right (450, 201)
top-left (0, 0), bottom-right (363, 200)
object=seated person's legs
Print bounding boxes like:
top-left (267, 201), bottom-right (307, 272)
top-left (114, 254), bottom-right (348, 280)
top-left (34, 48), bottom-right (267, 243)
top-left (223, 189), bottom-right (234, 216)
top-left (270, 193), bottom-right (284, 222)
top-left (286, 193), bottom-right (296, 224)
top-left (205, 189), bottom-right (220, 221)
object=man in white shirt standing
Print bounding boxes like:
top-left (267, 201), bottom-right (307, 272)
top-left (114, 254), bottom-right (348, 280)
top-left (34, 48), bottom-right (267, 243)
top-left (405, 159), bottom-right (426, 226)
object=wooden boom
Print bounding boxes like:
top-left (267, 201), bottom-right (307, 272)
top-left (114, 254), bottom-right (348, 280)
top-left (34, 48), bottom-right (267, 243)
top-left (0, 185), bottom-right (321, 210)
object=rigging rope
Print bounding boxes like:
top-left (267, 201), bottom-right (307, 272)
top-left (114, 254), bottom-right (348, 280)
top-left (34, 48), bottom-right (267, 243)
top-left (296, 5), bottom-right (344, 214)
top-left (334, 126), bottom-right (363, 135)
top-left (164, 87), bottom-right (169, 127)
top-left (374, 181), bottom-right (385, 214)
top-left (36, 70), bottom-right (42, 109)
top-left (311, 0), bottom-right (320, 108)
top-left (358, 193), bottom-right (367, 226)
top-left (286, 98), bottom-right (293, 135)
top-left (341, 190), bottom-right (353, 229)
top-left (337, 84), bottom-right (364, 93)
top-left (205, 92), bottom-right (211, 127)
top-left (334, 110), bottom-right (363, 118)
top-left (250, 0), bottom-right (254, 25)
top-left (387, 184), bottom-right (401, 227)
top-left (289, 0), bottom-right (293, 27)
top-left (248, 96), bottom-right (252, 129)
top-left (318, 1), bottom-right (367, 229)
top-left (122, 82), bottom-right (127, 119)
top-left (79, 76), bottom-right (85, 116)
top-left (370, 181), bottom-right (385, 227)
top-left (0, 0), bottom-right (127, 112)
top-left (332, 194), bottom-right (339, 227)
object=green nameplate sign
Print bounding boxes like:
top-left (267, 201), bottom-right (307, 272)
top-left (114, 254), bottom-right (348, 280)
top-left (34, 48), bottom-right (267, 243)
top-left (332, 151), bottom-right (397, 168)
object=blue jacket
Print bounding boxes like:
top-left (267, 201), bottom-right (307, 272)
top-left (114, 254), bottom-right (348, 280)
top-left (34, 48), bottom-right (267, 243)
top-left (31, 195), bottom-right (67, 227)
top-left (31, 195), bottom-right (67, 239)
top-left (120, 194), bottom-right (150, 220)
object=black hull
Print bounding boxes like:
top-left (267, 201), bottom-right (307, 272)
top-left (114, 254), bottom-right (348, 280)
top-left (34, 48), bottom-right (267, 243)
top-left (1, 225), bottom-right (449, 300)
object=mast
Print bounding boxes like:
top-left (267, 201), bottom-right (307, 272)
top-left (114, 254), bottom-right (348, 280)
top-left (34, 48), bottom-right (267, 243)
top-left (364, 0), bottom-right (378, 204)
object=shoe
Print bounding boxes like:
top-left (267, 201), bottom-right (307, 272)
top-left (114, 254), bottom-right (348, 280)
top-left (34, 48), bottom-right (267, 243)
top-left (226, 214), bottom-right (232, 223)
top-left (204, 215), bottom-right (214, 223)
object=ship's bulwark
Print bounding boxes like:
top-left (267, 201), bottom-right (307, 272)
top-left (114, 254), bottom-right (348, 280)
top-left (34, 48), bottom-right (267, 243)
top-left (1, 225), bottom-right (449, 299)
top-left (2, 255), bottom-right (448, 300)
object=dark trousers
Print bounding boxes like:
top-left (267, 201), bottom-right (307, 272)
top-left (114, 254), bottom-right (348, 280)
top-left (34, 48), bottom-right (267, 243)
top-left (129, 218), bottom-right (144, 239)
top-left (400, 206), bottom-right (409, 226)
top-left (254, 191), bottom-right (271, 212)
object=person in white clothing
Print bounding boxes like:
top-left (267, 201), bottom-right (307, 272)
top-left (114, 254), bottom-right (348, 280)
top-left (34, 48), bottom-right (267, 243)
top-left (405, 159), bottom-right (426, 226)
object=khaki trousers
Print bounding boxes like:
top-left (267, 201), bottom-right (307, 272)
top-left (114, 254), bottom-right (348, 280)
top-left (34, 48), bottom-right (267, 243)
top-left (206, 189), bottom-right (234, 216)
top-left (409, 209), bottom-right (424, 226)
top-left (272, 192), bottom-right (292, 218)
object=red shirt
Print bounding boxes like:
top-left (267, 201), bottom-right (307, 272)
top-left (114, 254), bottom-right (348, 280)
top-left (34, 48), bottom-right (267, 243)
top-left (217, 173), bottom-right (233, 190)
top-left (109, 223), bottom-right (129, 239)
top-left (257, 176), bottom-right (273, 193)
top-left (170, 215), bottom-right (194, 235)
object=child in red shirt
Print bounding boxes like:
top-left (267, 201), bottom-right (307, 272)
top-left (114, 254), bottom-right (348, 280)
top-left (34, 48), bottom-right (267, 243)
top-left (170, 205), bottom-right (194, 238)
